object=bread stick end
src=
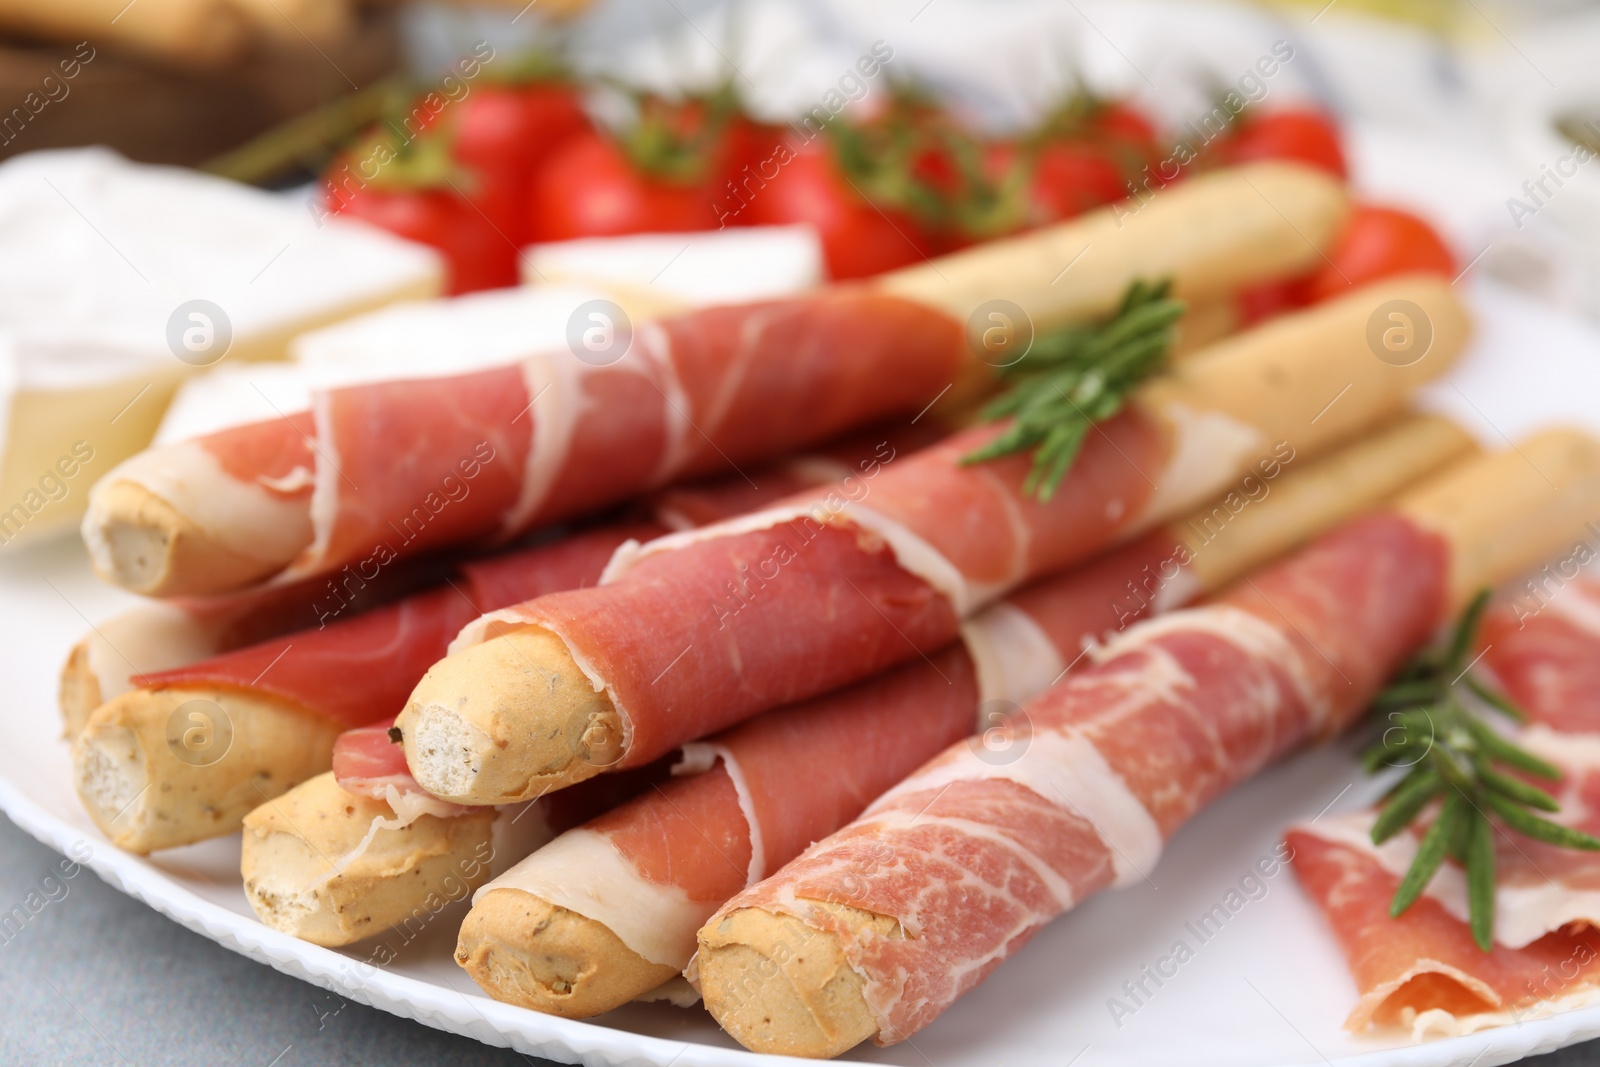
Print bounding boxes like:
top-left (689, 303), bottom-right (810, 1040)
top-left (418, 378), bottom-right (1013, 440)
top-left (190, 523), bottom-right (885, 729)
top-left (84, 480), bottom-right (278, 598)
top-left (400, 629), bottom-right (620, 805)
top-left (697, 905), bottom-right (883, 1059)
top-left (456, 888), bottom-right (675, 1018)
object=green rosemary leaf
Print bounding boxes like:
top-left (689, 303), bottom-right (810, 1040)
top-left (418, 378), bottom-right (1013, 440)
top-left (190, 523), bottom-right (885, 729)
top-left (1373, 680), bottom-right (1444, 708)
top-left (1363, 739), bottom-right (1424, 773)
top-left (1466, 809), bottom-right (1497, 951)
top-left (1391, 791), bottom-right (1465, 917)
top-left (1465, 672), bottom-right (1527, 723)
top-left (1464, 717), bottom-right (1561, 780)
top-left (1366, 587), bottom-right (1597, 950)
top-left (1482, 792), bottom-right (1600, 850)
top-left (1481, 767), bottom-right (1561, 812)
top-left (961, 279), bottom-right (1185, 500)
top-left (1447, 805), bottom-right (1474, 863)
top-left (1371, 769), bottom-right (1442, 844)
top-left (1444, 589), bottom-right (1493, 669)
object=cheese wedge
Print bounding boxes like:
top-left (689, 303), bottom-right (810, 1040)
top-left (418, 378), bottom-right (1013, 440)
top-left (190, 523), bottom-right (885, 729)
top-left (0, 147), bottom-right (442, 548)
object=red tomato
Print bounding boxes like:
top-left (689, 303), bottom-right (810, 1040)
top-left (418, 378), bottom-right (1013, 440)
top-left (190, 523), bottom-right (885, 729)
top-left (745, 141), bottom-right (930, 280)
top-left (1234, 275), bottom-right (1311, 326)
top-left (1029, 141), bottom-right (1130, 221)
top-left (451, 82), bottom-right (589, 245)
top-left (1305, 204), bottom-right (1455, 302)
top-left (1089, 101), bottom-right (1158, 148)
top-left (531, 131), bottom-right (721, 241)
top-left (1215, 107), bottom-right (1347, 179)
top-left (332, 185), bottom-right (515, 295)
top-left (715, 117), bottom-right (789, 223)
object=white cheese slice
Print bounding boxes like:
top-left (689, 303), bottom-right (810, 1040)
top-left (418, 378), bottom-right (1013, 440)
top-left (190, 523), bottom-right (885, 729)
top-left (156, 286), bottom-right (620, 444)
top-left (0, 147), bottom-right (441, 548)
top-left (523, 225), bottom-right (824, 315)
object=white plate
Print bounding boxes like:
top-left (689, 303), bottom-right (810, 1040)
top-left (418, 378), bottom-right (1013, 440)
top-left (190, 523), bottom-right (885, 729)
top-left (5, 280), bottom-right (1600, 1067)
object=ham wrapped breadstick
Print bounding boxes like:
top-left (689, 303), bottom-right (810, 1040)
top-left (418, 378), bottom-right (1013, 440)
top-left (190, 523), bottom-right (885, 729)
top-left (59, 422), bottom-right (940, 736)
top-left (1287, 577), bottom-right (1600, 1036)
top-left (82, 163), bottom-right (1346, 599)
top-left (445, 415), bottom-right (1469, 1017)
top-left (71, 522), bottom-right (652, 854)
top-left (233, 415), bottom-right (1465, 959)
top-left (57, 563), bottom-right (436, 739)
top-left (399, 275), bottom-right (1467, 805)
top-left (693, 428), bottom-right (1600, 1058)
top-left (73, 429), bottom-right (930, 853)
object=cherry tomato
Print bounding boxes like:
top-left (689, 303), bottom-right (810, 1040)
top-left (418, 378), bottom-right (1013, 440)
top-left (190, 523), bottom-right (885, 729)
top-left (531, 130), bottom-right (722, 241)
top-left (451, 82), bottom-right (589, 245)
top-left (745, 141), bottom-right (930, 280)
top-left (332, 185), bottom-right (514, 295)
top-left (1234, 275), bottom-right (1311, 326)
top-left (1214, 107), bottom-right (1347, 179)
top-left (1029, 141), bottom-right (1130, 221)
top-left (1088, 101), bottom-right (1159, 148)
top-left (1304, 204), bottom-right (1455, 302)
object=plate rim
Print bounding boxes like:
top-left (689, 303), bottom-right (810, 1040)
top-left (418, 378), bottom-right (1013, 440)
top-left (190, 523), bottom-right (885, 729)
top-left (9, 768), bottom-right (1600, 1067)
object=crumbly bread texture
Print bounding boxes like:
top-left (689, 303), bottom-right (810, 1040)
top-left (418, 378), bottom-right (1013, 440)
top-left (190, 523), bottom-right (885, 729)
top-left (456, 888), bottom-right (675, 1018)
top-left (73, 686), bottom-right (341, 853)
top-left (399, 627), bottom-right (623, 805)
top-left (697, 902), bottom-right (896, 1058)
top-left (242, 771), bottom-right (495, 947)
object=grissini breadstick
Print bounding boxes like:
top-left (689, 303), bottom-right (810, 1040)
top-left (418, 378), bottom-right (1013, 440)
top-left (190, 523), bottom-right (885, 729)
top-left (75, 430), bottom-right (922, 853)
top-left (1288, 578), bottom-right (1600, 1035)
top-left (693, 428), bottom-right (1600, 1058)
top-left (58, 557), bottom-right (442, 738)
top-left (241, 755), bottom-right (675, 948)
top-left (71, 523), bottom-right (657, 854)
top-left (82, 162), bottom-right (1346, 600)
top-left (399, 275), bottom-right (1467, 805)
top-left (447, 415), bottom-right (1469, 1018)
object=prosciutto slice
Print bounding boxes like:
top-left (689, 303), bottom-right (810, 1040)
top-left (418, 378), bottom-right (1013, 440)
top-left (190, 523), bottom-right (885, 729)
top-left (136, 521), bottom-right (654, 729)
top-left (703, 512), bottom-right (1450, 1045)
top-left (472, 527), bottom-right (1191, 970)
top-left (1288, 577), bottom-right (1600, 1035)
top-left (96, 291), bottom-right (964, 592)
top-left (458, 412), bottom-right (1172, 771)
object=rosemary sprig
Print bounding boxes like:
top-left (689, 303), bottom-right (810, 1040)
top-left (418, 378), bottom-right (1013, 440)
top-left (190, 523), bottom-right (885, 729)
top-left (961, 279), bottom-right (1184, 501)
top-left (1363, 589), bottom-right (1600, 950)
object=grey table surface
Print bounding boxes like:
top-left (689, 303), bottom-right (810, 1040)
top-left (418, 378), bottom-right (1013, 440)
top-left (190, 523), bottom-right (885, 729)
top-left (1, 811), bottom-right (1597, 1067)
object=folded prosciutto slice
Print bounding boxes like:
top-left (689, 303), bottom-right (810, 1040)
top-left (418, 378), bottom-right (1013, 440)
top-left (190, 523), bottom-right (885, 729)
top-left (407, 277), bottom-right (1467, 805)
top-left (692, 429), bottom-right (1600, 1058)
top-left (1288, 576), bottom-right (1600, 1037)
top-left (82, 162), bottom-right (1350, 599)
